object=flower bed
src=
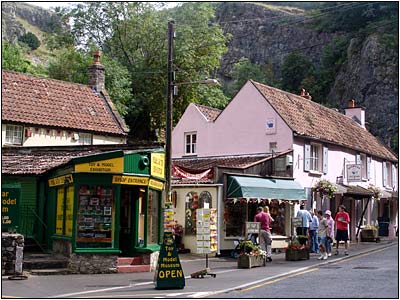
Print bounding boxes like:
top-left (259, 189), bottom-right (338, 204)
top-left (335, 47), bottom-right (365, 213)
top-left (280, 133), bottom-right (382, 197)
top-left (238, 254), bottom-right (266, 268)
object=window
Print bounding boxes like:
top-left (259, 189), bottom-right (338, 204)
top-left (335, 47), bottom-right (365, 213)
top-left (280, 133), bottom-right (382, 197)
top-left (269, 142), bottom-right (277, 152)
top-left (5, 125), bottom-right (23, 145)
top-left (310, 144), bottom-right (321, 171)
top-left (55, 186), bottom-right (74, 236)
top-left (79, 133), bottom-right (92, 145)
top-left (383, 161), bottom-right (394, 188)
top-left (185, 132), bottom-right (197, 155)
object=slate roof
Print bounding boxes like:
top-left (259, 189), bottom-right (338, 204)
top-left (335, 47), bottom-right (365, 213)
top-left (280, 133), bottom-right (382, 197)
top-left (173, 153), bottom-right (273, 171)
top-left (2, 144), bottom-right (162, 175)
top-left (2, 70), bottom-right (129, 136)
top-left (193, 103), bottom-right (221, 122)
top-left (250, 80), bottom-right (397, 162)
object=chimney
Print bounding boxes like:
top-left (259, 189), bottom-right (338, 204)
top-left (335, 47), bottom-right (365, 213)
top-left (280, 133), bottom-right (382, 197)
top-left (88, 50), bottom-right (105, 92)
top-left (344, 99), bottom-right (366, 129)
top-left (300, 88), bottom-right (312, 100)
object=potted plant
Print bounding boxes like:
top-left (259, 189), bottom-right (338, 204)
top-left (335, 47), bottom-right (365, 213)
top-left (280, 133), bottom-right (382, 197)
top-left (313, 179), bottom-right (337, 199)
top-left (360, 225), bottom-right (379, 242)
top-left (237, 240), bottom-right (266, 268)
top-left (284, 236), bottom-right (310, 261)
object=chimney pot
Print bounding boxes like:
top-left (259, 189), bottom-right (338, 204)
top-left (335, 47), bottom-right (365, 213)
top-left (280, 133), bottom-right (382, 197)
top-left (348, 99), bottom-right (355, 108)
top-left (93, 50), bottom-right (101, 64)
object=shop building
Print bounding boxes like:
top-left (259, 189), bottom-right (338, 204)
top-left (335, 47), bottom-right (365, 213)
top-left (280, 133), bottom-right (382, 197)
top-left (172, 81), bottom-right (398, 247)
top-left (2, 145), bottom-right (165, 273)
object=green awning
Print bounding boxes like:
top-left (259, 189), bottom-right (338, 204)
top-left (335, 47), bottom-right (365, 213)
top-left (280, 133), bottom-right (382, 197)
top-left (226, 176), bottom-right (306, 200)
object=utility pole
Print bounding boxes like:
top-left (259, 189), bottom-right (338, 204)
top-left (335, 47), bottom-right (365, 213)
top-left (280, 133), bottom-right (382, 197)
top-left (165, 20), bottom-right (175, 220)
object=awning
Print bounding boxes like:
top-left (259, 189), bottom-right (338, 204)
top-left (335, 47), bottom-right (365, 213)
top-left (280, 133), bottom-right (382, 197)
top-left (226, 176), bottom-right (306, 201)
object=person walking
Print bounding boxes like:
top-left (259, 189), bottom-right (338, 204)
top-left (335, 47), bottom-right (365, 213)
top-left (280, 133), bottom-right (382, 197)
top-left (325, 210), bottom-right (335, 257)
top-left (316, 210), bottom-right (328, 260)
top-left (254, 206), bottom-right (274, 262)
top-left (296, 204), bottom-right (312, 245)
top-left (334, 205), bottom-right (350, 255)
top-left (309, 210), bottom-right (319, 253)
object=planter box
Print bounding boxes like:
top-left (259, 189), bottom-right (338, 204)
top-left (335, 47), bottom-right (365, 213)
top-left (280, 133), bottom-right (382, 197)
top-left (237, 255), bottom-right (266, 268)
top-left (360, 229), bottom-right (378, 242)
top-left (285, 249), bottom-right (310, 261)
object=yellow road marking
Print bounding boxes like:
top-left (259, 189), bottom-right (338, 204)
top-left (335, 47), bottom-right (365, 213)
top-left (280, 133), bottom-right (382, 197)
top-left (240, 268), bottom-right (319, 292)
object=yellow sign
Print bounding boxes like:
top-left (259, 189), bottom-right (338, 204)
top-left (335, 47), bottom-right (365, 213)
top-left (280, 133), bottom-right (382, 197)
top-left (149, 179), bottom-right (164, 191)
top-left (75, 157), bottom-right (123, 173)
top-left (56, 188), bottom-right (64, 235)
top-left (112, 175), bottom-right (149, 186)
top-left (48, 174), bottom-right (73, 187)
top-left (151, 153), bottom-right (165, 179)
top-left (65, 186), bottom-right (74, 237)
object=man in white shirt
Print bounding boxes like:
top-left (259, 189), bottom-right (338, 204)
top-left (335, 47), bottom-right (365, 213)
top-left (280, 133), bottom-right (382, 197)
top-left (296, 204), bottom-right (312, 245)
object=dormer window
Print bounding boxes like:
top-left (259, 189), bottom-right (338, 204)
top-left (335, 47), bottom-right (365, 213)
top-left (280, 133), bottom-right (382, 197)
top-left (5, 124), bottom-right (23, 145)
top-left (185, 132), bottom-right (197, 155)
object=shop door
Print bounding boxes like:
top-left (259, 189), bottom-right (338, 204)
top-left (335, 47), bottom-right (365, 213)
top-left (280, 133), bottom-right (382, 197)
top-left (119, 187), bottom-right (137, 256)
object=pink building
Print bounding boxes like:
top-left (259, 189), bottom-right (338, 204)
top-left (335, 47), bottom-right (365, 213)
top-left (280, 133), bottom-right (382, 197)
top-left (172, 80), bottom-right (398, 252)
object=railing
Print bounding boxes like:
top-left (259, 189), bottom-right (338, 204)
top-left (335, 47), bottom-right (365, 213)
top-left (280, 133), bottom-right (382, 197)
top-left (19, 205), bottom-right (48, 253)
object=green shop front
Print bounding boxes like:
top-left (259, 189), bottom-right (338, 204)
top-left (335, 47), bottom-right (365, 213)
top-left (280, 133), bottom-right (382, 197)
top-left (47, 149), bottom-right (165, 273)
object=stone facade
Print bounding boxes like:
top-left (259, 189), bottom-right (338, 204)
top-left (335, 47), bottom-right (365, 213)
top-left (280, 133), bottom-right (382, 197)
top-left (1, 233), bottom-right (24, 275)
top-left (68, 253), bottom-right (118, 274)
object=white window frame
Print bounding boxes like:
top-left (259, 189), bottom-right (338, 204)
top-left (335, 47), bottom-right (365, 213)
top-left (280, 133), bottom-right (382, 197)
top-left (5, 124), bottom-right (23, 145)
top-left (78, 133), bottom-right (92, 145)
top-left (184, 132), bottom-right (197, 155)
top-left (309, 143), bottom-right (321, 172)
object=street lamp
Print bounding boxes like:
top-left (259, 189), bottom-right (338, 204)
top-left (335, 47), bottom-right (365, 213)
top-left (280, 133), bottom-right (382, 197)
top-left (164, 20), bottom-right (220, 232)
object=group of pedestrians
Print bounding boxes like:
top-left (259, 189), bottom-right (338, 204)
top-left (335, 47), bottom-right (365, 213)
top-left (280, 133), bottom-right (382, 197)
top-left (296, 204), bottom-right (350, 260)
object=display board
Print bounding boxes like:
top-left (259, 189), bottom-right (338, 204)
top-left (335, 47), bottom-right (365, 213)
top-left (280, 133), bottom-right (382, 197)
top-left (2, 188), bottom-right (20, 229)
top-left (164, 201), bottom-right (175, 232)
top-left (196, 209), bottom-right (218, 254)
top-left (76, 185), bottom-right (114, 247)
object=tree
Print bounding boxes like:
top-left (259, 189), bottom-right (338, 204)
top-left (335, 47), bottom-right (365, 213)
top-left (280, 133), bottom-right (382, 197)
top-left (2, 41), bottom-right (30, 72)
top-left (18, 32), bottom-right (41, 50)
top-left (281, 51), bottom-right (314, 93)
top-left (58, 2), bottom-right (228, 141)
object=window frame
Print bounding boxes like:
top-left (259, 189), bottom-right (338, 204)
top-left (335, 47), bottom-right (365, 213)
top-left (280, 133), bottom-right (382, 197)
top-left (79, 133), bottom-right (92, 145)
top-left (184, 132), bottom-right (197, 155)
top-left (309, 143), bottom-right (322, 172)
top-left (5, 124), bottom-right (23, 145)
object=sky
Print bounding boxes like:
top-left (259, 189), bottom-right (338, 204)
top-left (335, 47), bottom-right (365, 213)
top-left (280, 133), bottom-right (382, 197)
top-left (26, 1), bottom-right (180, 10)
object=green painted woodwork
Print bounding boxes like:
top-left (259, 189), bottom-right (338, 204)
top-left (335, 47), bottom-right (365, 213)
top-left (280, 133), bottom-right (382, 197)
top-left (124, 152), bottom-right (150, 175)
top-left (72, 150), bottom-right (124, 164)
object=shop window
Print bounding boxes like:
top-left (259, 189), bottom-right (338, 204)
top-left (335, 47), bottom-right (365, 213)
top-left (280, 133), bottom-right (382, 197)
top-left (76, 185), bottom-right (114, 248)
top-left (269, 202), bottom-right (285, 236)
top-left (199, 191), bottom-right (212, 208)
top-left (148, 189), bottom-right (161, 244)
top-left (5, 124), bottom-right (23, 145)
top-left (184, 132), bottom-right (197, 155)
top-left (224, 202), bottom-right (247, 237)
top-left (55, 186), bottom-right (74, 236)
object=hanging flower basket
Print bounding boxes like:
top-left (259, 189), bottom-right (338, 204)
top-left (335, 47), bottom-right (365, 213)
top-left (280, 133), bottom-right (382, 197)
top-left (313, 179), bottom-right (337, 199)
top-left (367, 184), bottom-right (382, 199)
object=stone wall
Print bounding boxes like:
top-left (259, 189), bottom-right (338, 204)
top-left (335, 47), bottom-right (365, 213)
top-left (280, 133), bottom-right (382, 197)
top-left (2, 233), bottom-right (24, 275)
top-left (68, 253), bottom-right (118, 274)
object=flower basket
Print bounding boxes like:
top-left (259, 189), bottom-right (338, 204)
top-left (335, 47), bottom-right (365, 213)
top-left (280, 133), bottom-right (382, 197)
top-left (360, 227), bottom-right (378, 242)
top-left (285, 248), bottom-right (310, 261)
top-left (237, 254), bottom-right (266, 268)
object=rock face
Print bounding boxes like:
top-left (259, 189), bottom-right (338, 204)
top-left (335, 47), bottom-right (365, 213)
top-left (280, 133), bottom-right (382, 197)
top-left (1, 2), bottom-right (59, 42)
top-left (215, 2), bottom-right (398, 148)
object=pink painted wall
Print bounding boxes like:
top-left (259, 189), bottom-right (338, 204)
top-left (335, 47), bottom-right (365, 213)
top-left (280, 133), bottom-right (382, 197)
top-left (172, 81), bottom-right (293, 158)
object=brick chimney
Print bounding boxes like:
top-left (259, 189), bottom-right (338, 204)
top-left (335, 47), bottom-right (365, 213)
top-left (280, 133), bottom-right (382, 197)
top-left (88, 50), bottom-right (105, 92)
top-left (344, 99), bottom-right (366, 129)
top-left (300, 88), bottom-right (312, 100)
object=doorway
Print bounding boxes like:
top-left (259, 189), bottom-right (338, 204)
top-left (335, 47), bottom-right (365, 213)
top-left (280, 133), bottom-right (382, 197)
top-left (119, 187), bottom-right (137, 256)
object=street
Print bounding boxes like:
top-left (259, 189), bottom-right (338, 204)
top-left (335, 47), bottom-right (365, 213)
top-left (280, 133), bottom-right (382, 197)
top-left (2, 241), bottom-right (398, 298)
top-left (215, 246), bottom-right (399, 299)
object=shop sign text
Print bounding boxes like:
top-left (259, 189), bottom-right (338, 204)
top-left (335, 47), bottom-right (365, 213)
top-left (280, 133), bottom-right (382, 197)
top-left (112, 175), bottom-right (149, 186)
top-left (75, 157), bottom-right (123, 173)
top-left (48, 174), bottom-right (73, 187)
top-left (2, 189), bottom-right (20, 228)
top-left (151, 153), bottom-right (165, 179)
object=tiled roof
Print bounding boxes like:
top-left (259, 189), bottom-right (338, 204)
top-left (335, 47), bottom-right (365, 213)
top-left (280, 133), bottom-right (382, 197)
top-left (2, 144), bottom-right (162, 175)
top-left (193, 103), bottom-right (221, 122)
top-left (2, 70), bottom-right (128, 136)
top-left (173, 153), bottom-right (272, 171)
top-left (251, 81), bottom-right (398, 162)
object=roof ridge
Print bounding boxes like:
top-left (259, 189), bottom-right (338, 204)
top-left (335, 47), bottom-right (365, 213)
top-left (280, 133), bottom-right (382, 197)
top-left (193, 103), bottom-right (221, 111)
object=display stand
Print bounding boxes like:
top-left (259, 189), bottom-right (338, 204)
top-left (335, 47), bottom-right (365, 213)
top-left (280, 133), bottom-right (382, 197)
top-left (190, 208), bottom-right (217, 279)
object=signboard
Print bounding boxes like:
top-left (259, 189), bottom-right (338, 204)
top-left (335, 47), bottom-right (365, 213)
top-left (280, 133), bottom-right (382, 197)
top-left (151, 153), bottom-right (165, 179)
top-left (48, 174), bottom-right (73, 187)
top-left (149, 179), bottom-right (164, 191)
top-left (154, 232), bottom-right (185, 290)
top-left (75, 157), bottom-right (123, 173)
top-left (291, 217), bottom-right (303, 228)
top-left (195, 209), bottom-right (217, 254)
top-left (65, 186), bottom-right (74, 236)
top-left (112, 175), bottom-right (149, 186)
top-left (56, 188), bottom-right (64, 234)
top-left (2, 189), bottom-right (20, 228)
top-left (347, 164), bottom-right (362, 182)
top-left (245, 222), bottom-right (260, 235)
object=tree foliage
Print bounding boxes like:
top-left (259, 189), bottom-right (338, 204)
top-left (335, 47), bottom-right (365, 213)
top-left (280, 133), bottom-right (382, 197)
top-left (2, 41), bottom-right (31, 72)
top-left (281, 51), bottom-right (314, 94)
top-left (56, 2), bottom-right (228, 141)
top-left (18, 32), bottom-right (41, 50)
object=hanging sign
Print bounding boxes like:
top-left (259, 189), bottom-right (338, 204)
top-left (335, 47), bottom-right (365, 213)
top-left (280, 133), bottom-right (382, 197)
top-left (347, 164), bottom-right (362, 182)
top-left (154, 232), bottom-right (185, 290)
top-left (2, 189), bottom-right (20, 228)
top-left (48, 174), bottom-right (73, 187)
top-left (112, 175), bottom-right (149, 186)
